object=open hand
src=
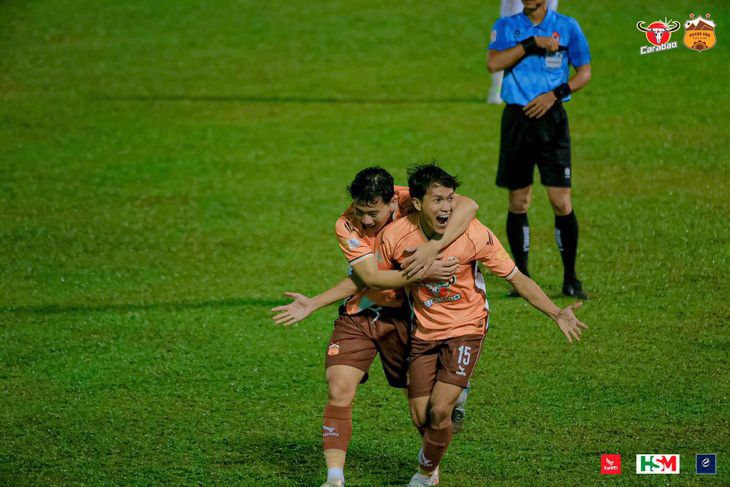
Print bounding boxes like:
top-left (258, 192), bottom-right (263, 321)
top-left (422, 258), bottom-right (459, 282)
top-left (271, 292), bottom-right (315, 326)
top-left (401, 241), bottom-right (441, 279)
top-left (555, 302), bottom-right (589, 344)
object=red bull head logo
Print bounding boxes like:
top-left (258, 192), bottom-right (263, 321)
top-left (420, 276), bottom-right (456, 299)
top-left (637, 18), bottom-right (681, 54)
top-left (637, 20), bottom-right (681, 45)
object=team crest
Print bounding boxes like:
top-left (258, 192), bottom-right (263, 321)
top-left (637, 18), bottom-right (680, 55)
top-left (327, 342), bottom-right (340, 356)
top-left (684, 14), bottom-right (717, 52)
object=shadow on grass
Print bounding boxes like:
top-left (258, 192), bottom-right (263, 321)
top-left (244, 434), bottom-right (414, 486)
top-left (0, 297), bottom-right (288, 315)
top-left (101, 94), bottom-right (488, 105)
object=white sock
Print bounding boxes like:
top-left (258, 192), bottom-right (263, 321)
top-left (327, 467), bottom-right (344, 481)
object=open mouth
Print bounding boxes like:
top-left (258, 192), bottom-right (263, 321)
top-left (436, 215), bottom-right (449, 226)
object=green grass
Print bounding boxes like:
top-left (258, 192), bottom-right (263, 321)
top-left (1, 0), bottom-right (729, 485)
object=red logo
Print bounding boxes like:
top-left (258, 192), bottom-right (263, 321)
top-left (601, 455), bottom-right (621, 475)
top-left (637, 19), bottom-right (681, 46)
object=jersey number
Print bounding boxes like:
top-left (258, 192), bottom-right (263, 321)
top-left (457, 346), bottom-right (472, 366)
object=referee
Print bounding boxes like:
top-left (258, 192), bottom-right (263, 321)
top-left (487, 0), bottom-right (591, 299)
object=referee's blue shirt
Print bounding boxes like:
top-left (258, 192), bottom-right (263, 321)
top-left (488, 9), bottom-right (590, 106)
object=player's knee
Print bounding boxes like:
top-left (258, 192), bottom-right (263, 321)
top-left (428, 403), bottom-right (452, 427)
top-left (550, 199), bottom-right (572, 216)
top-left (508, 193), bottom-right (531, 213)
top-left (410, 405), bottom-right (428, 429)
top-left (327, 378), bottom-right (356, 406)
top-left (411, 414), bottom-right (426, 430)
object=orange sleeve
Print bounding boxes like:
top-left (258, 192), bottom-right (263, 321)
top-left (393, 185), bottom-right (415, 216)
top-left (470, 220), bottom-right (517, 278)
top-left (335, 217), bottom-right (374, 265)
top-left (375, 230), bottom-right (398, 271)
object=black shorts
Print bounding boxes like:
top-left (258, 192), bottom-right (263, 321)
top-left (496, 102), bottom-right (572, 190)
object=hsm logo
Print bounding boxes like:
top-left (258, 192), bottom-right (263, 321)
top-left (636, 454), bottom-right (680, 474)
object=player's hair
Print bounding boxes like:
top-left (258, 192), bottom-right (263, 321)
top-left (347, 166), bottom-right (395, 205)
top-left (407, 160), bottom-right (461, 201)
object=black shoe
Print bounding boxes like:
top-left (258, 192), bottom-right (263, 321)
top-left (563, 280), bottom-right (589, 300)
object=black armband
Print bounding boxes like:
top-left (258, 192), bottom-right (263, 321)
top-left (520, 37), bottom-right (540, 56)
top-left (552, 83), bottom-right (572, 100)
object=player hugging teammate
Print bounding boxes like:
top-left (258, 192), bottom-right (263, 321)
top-left (274, 163), bottom-right (587, 486)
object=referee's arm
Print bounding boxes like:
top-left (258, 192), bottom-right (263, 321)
top-left (487, 36), bottom-right (559, 73)
top-left (567, 63), bottom-right (591, 94)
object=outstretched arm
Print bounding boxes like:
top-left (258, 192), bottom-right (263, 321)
top-left (507, 269), bottom-right (588, 343)
top-left (401, 195), bottom-right (479, 278)
top-left (271, 276), bottom-right (361, 326)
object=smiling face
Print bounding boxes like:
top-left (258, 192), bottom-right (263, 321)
top-left (413, 184), bottom-right (455, 239)
top-left (353, 196), bottom-right (396, 235)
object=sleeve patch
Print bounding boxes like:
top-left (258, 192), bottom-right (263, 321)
top-left (347, 238), bottom-right (360, 250)
top-left (491, 30), bottom-right (497, 42)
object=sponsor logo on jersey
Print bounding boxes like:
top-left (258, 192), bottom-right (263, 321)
top-left (696, 454), bottom-right (716, 475)
top-left (637, 18), bottom-right (680, 55)
top-left (419, 274), bottom-right (461, 308)
top-left (636, 454), bottom-right (680, 474)
top-left (684, 14), bottom-right (716, 52)
top-left (601, 454), bottom-right (621, 475)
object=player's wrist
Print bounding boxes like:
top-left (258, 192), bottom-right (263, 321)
top-left (520, 36), bottom-right (540, 56)
top-left (552, 83), bottom-right (572, 101)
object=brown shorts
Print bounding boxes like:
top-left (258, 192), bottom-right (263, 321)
top-left (325, 305), bottom-right (411, 388)
top-left (408, 334), bottom-right (486, 398)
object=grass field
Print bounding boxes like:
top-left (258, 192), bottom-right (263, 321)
top-left (2, 0), bottom-right (729, 485)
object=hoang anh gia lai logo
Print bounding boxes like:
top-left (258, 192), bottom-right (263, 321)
top-left (684, 13), bottom-right (717, 52)
top-left (637, 18), bottom-right (681, 54)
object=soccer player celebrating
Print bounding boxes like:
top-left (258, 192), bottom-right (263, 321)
top-left (374, 163), bottom-right (587, 486)
top-left (487, 0), bottom-right (592, 299)
top-left (272, 166), bottom-right (479, 487)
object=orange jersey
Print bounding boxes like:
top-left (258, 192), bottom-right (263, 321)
top-left (335, 186), bottom-right (415, 315)
top-left (377, 215), bottom-right (517, 340)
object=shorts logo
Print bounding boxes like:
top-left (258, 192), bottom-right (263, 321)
top-left (322, 425), bottom-right (339, 437)
top-left (696, 454), bottom-right (716, 475)
top-left (636, 454), bottom-right (680, 474)
top-left (601, 454), bottom-right (621, 475)
top-left (347, 238), bottom-right (360, 250)
top-left (684, 14), bottom-right (716, 52)
top-left (327, 342), bottom-right (340, 356)
top-left (564, 167), bottom-right (571, 178)
top-left (637, 18), bottom-right (680, 55)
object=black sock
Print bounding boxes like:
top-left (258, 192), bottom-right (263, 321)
top-left (555, 211), bottom-right (579, 282)
top-left (506, 212), bottom-right (530, 277)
